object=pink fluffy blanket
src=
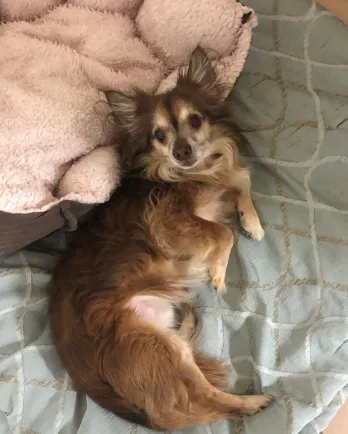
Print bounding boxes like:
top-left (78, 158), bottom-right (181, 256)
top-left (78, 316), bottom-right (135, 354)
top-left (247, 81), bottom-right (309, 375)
top-left (0, 0), bottom-right (257, 214)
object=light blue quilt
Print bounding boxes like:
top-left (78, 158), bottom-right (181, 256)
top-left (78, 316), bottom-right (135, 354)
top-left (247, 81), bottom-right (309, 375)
top-left (1, 0), bottom-right (348, 433)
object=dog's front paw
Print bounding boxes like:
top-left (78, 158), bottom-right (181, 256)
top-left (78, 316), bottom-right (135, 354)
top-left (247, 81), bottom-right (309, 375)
top-left (239, 213), bottom-right (264, 241)
top-left (209, 264), bottom-right (227, 294)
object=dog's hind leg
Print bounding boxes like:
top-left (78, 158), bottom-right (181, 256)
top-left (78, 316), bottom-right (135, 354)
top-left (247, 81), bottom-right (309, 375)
top-left (151, 348), bottom-right (273, 430)
top-left (101, 324), bottom-right (272, 431)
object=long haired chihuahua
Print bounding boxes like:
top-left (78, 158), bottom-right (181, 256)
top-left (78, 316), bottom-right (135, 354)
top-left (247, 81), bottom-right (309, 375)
top-left (49, 48), bottom-right (271, 431)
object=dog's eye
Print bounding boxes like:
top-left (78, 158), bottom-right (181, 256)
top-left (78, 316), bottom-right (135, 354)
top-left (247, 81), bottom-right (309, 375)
top-left (154, 128), bottom-right (166, 143)
top-left (188, 114), bottom-right (202, 129)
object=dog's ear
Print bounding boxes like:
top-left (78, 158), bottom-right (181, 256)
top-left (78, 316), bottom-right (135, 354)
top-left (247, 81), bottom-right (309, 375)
top-left (105, 91), bottom-right (138, 132)
top-left (105, 90), bottom-right (153, 170)
top-left (187, 46), bottom-right (215, 88)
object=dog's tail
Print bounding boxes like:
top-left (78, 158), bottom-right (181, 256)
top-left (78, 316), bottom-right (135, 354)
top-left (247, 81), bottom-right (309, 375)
top-left (90, 385), bottom-right (152, 429)
top-left (195, 352), bottom-right (230, 390)
top-left (175, 303), bottom-right (230, 391)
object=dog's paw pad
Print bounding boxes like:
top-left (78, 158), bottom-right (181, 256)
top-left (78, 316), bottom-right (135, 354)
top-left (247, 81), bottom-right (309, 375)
top-left (212, 284), bottom-right (227, 295)
top-left (240, 215), bottom-right (264, 241)
top-left (209, 265), bottom-right (227, 294)
top-left (241, 394), bottom-right (274, 416)
top-left (240, 228), bottom-right (252, 239)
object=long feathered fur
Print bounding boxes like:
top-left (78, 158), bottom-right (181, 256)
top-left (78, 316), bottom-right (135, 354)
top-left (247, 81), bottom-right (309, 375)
top-left (49, 47), bottom-right (272, 431)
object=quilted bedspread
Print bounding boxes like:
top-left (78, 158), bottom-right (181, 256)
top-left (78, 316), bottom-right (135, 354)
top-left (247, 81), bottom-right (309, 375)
top-left (0, 0), bottom-right (348, 433)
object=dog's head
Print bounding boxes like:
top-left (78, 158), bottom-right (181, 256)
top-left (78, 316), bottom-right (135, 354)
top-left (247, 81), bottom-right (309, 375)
top-left (106, 47), bottom-right (242, 182)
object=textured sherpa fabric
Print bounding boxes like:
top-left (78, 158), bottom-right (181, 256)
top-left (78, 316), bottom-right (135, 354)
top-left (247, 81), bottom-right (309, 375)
top-left (0, 0), bottom-right (257, 252)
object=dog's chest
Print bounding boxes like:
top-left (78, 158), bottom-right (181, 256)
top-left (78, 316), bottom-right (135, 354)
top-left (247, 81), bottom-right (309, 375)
top-left (195, 201), bottom-right (222, 222)
top-left (194, 189), bottom-right (227, 222)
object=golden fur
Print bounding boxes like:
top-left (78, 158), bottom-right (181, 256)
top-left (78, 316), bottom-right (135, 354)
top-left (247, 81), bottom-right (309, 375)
top-left (49, 47), bottom-right (271, 431)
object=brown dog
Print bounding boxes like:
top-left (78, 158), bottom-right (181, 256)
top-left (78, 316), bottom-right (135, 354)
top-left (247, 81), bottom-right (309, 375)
top-left (49, 47), bottom-right (271, 431)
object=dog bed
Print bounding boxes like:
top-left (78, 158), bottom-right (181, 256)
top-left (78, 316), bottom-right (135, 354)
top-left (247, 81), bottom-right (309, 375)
top-left (0, 0), bottom-right (348, 433)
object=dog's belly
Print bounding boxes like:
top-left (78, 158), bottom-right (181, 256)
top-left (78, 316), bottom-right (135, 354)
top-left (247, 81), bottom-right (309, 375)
top-left (126, 295), bottom-right (176, 329)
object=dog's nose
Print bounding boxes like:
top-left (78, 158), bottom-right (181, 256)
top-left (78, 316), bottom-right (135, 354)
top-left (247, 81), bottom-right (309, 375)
top-left (173, 144), bottom-right (193, 162)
